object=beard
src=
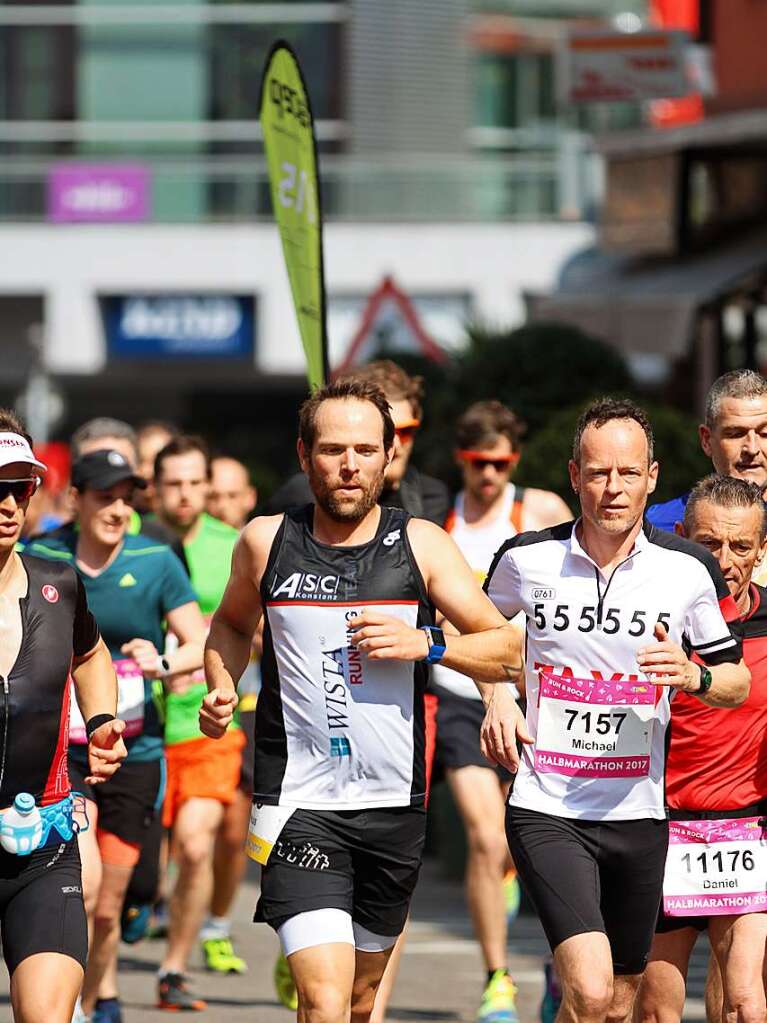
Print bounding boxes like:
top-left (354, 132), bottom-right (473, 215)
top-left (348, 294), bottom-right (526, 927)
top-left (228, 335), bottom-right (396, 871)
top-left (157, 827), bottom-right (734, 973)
top-left (308, 465), bottom-right (386, 523)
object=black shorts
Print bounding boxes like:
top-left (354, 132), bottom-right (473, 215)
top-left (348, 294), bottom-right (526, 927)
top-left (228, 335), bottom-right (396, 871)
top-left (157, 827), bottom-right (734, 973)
top-left (0, 839), bottom-right (87, 976)
top-left (256, 806), bottom-right (427, 937)
top-left (656, 800), bottom-right (767, 935)
top-left (435, 686), bottom-right (512, 782)
top-left (238, 709), bottom-right (256, 796)
top-left (69, 756), bottom-right (164, 846)
top-left (507, 804), bottom-right (668, 975)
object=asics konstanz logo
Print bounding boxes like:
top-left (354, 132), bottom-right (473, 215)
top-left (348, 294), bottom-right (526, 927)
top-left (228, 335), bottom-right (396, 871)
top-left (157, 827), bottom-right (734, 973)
top-left (272, 572), bottom-right (340, 600)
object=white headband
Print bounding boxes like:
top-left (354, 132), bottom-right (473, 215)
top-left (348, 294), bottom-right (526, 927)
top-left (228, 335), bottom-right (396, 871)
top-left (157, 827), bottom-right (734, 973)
top-left (0, 433), bottom-right (47, 473)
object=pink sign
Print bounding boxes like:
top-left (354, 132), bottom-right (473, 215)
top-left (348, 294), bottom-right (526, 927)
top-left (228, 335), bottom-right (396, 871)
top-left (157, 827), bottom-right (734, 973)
top-left (48, 163), bottom-right (150, 223)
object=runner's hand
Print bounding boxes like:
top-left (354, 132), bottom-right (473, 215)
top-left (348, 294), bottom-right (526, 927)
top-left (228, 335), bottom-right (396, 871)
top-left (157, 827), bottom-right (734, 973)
top-left (479, 685), bottom-right (533, 773)
top-left (199, 689), bottom-right (238, 739)
top-left (121, 638), bottom-right (161, 679)
top-left (347, 611), bottom-right (429, 661)
top-left (86, 718), bottom-right (127, 785)
top-left (636, 623), bottom-right (700, 691)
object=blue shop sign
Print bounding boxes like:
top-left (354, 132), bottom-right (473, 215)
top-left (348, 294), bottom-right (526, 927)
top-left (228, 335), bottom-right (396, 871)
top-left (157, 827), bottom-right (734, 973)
top-left (104, 295), bottom-right (255, 358)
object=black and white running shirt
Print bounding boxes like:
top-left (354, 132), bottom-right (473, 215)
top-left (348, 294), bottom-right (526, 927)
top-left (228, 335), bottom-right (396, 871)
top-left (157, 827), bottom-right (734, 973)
top-left (254, 505), bottom-right (434, 810)
top-left (485, 520), bottom-right (742, 822)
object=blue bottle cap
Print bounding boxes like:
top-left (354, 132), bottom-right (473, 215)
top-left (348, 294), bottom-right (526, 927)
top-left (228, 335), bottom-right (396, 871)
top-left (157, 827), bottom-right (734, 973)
top-left (14, 793), bottom-right (35, 814)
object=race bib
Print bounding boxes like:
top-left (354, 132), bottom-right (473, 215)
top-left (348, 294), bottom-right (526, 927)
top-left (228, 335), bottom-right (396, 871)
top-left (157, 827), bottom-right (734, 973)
top-left (69, 659), bottom-right (145, 745)
top-left (246, 803), bottom-right (295, 865)
top-left (663, 817), bottom-right (767, 917)
top-left (535, 672), bottom-right (656, 779)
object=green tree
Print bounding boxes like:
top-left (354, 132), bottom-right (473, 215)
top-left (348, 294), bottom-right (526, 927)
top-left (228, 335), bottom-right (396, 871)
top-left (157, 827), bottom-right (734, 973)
top-left (383, 324), bottom-right (708, 506)
top-left (515, 402), bottom-right (710, 506)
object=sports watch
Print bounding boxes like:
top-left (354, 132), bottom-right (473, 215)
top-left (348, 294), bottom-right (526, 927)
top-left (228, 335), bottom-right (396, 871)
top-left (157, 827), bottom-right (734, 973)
top-left (421, 626), bottom-right (447, 664)
top-left (693, 665), bottom-right (713, 696)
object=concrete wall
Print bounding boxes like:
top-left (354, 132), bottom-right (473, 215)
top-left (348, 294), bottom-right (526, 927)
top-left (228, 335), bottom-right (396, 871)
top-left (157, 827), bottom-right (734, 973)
top-left (0, 221), bottom-right (594, 376)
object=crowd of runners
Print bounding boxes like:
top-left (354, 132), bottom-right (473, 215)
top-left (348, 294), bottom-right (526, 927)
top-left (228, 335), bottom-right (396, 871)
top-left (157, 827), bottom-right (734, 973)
top-left (0, 359), bottom-right (765, 1023)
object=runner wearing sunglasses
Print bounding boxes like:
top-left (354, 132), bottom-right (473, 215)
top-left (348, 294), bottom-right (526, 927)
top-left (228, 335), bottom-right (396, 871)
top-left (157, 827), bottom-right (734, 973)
top-left (482, 398), bottom-right (749, 1023)
top-left (436, 401), bottom-right (571, 1023)
top-left (0, 409), bottom-right (126, 1023)
top-left (26, 449), bottom-right (207, 1023)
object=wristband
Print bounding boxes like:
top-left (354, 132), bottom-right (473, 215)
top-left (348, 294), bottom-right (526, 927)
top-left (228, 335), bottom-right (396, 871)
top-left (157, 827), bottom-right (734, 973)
top-left (86, 714), bottom-right (116, 741)
top-left (421, 626), bottom-right (447, 664)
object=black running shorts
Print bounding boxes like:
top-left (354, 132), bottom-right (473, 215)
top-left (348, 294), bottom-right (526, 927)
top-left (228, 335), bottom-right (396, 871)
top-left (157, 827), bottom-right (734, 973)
top-left (69, 756), bottom-right (164, 846)
top-left (256, 806), bottom-right (427, 936)
top-left (0, 839), bottom-right (87, 976)
top-left (507, 804), bottom-right (668, 975)
top-left (434, 686), bottom-right (513, 782)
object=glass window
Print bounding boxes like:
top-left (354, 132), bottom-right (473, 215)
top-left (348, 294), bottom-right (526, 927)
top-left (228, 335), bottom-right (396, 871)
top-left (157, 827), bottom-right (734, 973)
top-left (209, 22), bottom-right (344, 123)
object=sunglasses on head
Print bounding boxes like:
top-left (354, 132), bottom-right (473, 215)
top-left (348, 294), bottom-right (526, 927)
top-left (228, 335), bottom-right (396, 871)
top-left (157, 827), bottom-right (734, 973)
top-left (0, 478), bottom-right (40, 503)
top-left (394, 420), bottom-right (420, 443)
top-left (458, 450), bottom-right (518, 472)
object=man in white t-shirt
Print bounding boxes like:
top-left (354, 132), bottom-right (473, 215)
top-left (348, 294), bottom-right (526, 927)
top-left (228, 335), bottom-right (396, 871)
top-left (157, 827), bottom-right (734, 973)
top-left (481, 397), bottom-right (749, 1023)
top-left (435, 400), bottom-right (570, 1023)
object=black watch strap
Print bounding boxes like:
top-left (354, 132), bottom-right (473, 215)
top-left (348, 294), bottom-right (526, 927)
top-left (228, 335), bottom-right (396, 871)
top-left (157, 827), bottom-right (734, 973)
top-left (694, 665), bottom-right (713, 695)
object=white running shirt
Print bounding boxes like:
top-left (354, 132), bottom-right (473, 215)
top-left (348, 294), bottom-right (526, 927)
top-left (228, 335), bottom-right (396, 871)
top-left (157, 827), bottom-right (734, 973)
top-left (485, 520), bottom-right (742, 821)
top-left (433, 484), bottom-right (521, 700)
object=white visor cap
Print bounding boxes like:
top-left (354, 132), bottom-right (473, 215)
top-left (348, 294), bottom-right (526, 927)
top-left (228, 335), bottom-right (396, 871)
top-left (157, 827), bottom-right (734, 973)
top-left (0, 433), bottom-right (48, 473)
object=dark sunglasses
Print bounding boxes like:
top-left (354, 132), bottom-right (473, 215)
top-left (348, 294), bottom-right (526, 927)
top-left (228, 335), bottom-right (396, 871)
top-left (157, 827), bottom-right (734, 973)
top-left (458, 451), bottom-right (517, 472)
top-left (0, 478), bottom-right (40, 503)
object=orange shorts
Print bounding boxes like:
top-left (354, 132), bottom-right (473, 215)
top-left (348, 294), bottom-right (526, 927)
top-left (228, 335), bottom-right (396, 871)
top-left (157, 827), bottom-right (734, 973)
top-left (162, 729), bottom-right (246, 828)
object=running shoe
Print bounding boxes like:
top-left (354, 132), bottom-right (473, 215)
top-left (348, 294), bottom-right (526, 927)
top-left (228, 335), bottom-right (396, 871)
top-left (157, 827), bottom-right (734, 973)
top-left (503, 869), bottom-right (521, 925)
top-left (157, 973), bottom-right (207, 1012)
top-left (273, 952), bottom-right (298, 1012)
top-left (121, 901), bottom-right (152, 944)
top-left (92, 998), bottom-right (122, 1023)
top-left (202, 936), bottom-right (247, 974)
top-left (71, 999), bottom-right (91, 1023)
top-left (540, 960), bottom-right (562, 1023)
top-left (477, 970), bottom-right (519, 1023)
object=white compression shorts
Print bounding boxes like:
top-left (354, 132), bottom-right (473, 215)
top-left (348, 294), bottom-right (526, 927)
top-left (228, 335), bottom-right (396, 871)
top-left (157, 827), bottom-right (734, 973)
top-left (277, 908), bottom-right (399, 957)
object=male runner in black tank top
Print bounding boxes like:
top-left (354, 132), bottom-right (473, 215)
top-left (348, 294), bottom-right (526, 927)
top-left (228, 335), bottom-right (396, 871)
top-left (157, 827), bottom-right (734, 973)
top-left (200, 380), bottom-right (528, 1023)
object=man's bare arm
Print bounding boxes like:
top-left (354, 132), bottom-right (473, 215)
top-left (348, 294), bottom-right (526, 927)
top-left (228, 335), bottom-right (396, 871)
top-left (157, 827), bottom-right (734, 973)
top-left (350, 520), bottom-right (525, 682)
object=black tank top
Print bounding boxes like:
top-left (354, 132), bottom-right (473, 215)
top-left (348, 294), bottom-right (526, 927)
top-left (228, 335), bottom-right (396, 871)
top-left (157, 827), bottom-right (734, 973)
top-left (255, 505), bottom-right (434, 810)
top-left (1, 555), bottom-right (99, 806)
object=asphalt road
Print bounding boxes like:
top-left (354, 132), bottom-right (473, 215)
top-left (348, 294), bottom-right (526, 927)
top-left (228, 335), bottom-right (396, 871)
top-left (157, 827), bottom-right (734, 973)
top-left (0, 855), bottom-right (712, 1022)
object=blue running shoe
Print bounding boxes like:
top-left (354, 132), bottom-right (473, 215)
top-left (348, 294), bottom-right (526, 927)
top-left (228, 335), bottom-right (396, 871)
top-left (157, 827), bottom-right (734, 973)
top-left (540, 960), bottom-right (562, 1023)
top-left (92, 998), bottom-right (122, 1023)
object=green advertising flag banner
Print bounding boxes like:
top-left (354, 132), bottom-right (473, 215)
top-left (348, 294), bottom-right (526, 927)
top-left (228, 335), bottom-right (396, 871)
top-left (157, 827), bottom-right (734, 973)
top-left (260, 41), bottom-right (328, 390)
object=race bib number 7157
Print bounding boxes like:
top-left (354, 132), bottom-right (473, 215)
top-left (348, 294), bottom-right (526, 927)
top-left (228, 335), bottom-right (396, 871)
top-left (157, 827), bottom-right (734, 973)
top-left (535, 672), bottom-right (656, 779)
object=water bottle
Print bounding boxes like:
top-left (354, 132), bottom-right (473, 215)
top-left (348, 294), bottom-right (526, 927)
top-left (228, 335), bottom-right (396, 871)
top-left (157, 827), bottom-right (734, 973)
top-left (0, 793), bottom-right (44, 855)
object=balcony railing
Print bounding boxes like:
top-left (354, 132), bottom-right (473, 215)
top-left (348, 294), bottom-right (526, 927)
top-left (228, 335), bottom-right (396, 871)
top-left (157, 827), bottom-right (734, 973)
top-left (0, 147), bottom-right (600, 222)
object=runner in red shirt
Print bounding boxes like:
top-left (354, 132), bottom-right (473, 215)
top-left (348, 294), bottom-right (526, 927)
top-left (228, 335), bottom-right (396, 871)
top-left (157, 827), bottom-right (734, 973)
top-left (637, 474), bottom-right (767, 1023)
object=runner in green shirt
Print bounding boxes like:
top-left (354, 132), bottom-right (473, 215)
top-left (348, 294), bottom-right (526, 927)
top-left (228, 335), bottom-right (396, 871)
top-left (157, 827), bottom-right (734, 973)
top-left (152, 436), bottom-right (244, 1010)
